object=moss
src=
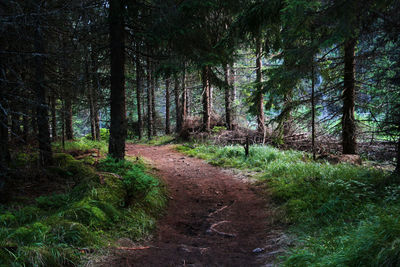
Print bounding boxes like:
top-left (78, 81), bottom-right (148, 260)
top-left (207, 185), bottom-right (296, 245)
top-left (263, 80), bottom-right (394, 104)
top-left (94, 174), bottom-right (126, 206)
top-left (11, 152), bottom-right (38, 168)
top-left (0, 142), bottom-right (167, 266)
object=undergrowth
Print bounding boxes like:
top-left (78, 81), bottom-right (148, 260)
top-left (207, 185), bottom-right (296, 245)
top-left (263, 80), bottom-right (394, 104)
top-left (0, 144), bottom-right (166, 266)
top-left (53, 139), bottom-right (108, 155)
top-left (176, 144), bottom-right (400, 266)
top-left (130, 135), bottom-right (176, 146)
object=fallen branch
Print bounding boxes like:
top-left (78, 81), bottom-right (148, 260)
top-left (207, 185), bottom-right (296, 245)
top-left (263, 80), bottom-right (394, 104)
top-left (209, 221), bottom-right (236, 237)
top-left (209, 205), bottom-right (228, 217)
top-left (208, 201), bottom-right (235, 217)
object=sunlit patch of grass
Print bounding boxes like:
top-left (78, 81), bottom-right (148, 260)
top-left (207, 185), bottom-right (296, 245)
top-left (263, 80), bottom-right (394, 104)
top-left (176, 143), bottom-right (400, 266)
top-left (53, 139), bottom-right (108, 154)
top-left (130, 135), bottom-right (176, 146)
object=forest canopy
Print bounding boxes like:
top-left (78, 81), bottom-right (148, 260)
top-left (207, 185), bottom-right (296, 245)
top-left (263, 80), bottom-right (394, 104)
top-left (1, 0), bottom-right (399, 183)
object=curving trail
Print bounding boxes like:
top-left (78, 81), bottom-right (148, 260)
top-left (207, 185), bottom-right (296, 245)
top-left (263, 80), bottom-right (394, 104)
top-left (100, 144), bottom-right (282, 267)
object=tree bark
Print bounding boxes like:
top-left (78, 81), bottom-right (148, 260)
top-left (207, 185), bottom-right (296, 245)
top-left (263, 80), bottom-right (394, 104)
top-left (255, 36), bottom-right (265, 142)
top-left (22, 105), bottom-right (29, 142)
top-left (135, 46), bottom-right (143, 140)
top-left (89, 85), bottom-right (96, 140)
top-left (224, 64), bottom-right (232, 130)
top-left (11, 111), bottom-right (21, 141)
top-left (0, 92), bottom-right (10, 167)
top-left (146, 57), bottom-right (153, 139)
top-left (51, 89), bottom-right (57, 141)
top-left (174, 74), bottom-right (182, 133)
top-left (86, 52), bottom-right (96, 141)
top-left (151, 63), bottom-right (156, 136)
top-left (94, 74), bottom-right (101, 140)
top-left (311, 57), bottom-right (316, 160)
top-left (64, 97), bottom-right (73, 140)
top-left (108, 0), bottom-right (126, 160)
top-left (396, 136), bottom-right (400, 175)
top-left (342, 38), bottom-right (357, 154)
top-left (182, 65), bottom-right (187, 121)
top-left (202, 66), bottom-right (211, 131)
top-left (165, 76), bottom-right (171, 135)
top-left (230, 63), bottom-right (236, 127)
top-left (34, 23), bottom-right (52, 166)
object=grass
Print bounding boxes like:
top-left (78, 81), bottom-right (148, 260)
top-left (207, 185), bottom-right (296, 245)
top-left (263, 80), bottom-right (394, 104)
top-left (0, 140), bottom-right (166, 266)
top-left (130, 135), bottom-right (176, 146)
top-left (176, 143), bottom-right (400, 266)
top-left (53, 139), bottom-right (108, 155)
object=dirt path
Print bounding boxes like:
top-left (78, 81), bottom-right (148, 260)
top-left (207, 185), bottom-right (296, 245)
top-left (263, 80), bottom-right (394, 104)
top-left (100, 144), bottom-right (282, 267)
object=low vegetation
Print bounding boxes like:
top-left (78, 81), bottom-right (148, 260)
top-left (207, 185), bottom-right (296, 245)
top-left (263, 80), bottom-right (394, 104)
top-left (132, 135), bottom-right (176, 146)
top-left (177, 144), bottom-right (400, 266)
top-left (0, 141), bottom-right (166, 266)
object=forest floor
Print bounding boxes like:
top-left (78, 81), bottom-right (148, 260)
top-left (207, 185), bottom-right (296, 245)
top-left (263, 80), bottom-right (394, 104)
top-left (97, 144), bottom-right (284, 267)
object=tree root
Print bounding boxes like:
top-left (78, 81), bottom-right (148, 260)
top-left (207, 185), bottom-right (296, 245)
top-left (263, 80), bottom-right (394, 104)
top-left (116, 246), bottom-right (151, 250)
top-left (209, 221), bottom-right (236, 237)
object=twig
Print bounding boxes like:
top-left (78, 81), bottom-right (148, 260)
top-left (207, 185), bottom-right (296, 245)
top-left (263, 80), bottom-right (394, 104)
top-left (208, 200), bottom-right (235, 217)
top-left (209, 221), bottom-right (236, 237)
top-left (116, 246), bottom-right (151, 250)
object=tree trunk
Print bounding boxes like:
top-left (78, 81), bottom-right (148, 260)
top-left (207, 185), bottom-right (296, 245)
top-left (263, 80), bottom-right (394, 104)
top-left (230, 63), bottom-right (236, 127)
top-left (186, 73), bottom-right (190, 117)
top-left (151, 63), bottom-right (156, 136)
top-left (165, 76), bottom-right (171, 135)
top-left (108, 0), bottom-right (126, 160)
top-left (342, 38), bottom-right (357, 154)
top-left (224, 64), bottom-right (232, 130)
top-left (64, 97), bottom-right (73, 140)
top-left (135, 46), bottom-right (143, 140)
top-left (202, 66), bottom-right (211, 131)
top-left (86, 53), bottom-right (96, 141)
top-left (255, 36), bottom-right (265, 142)
top-left (146, 57), bottom-right (153, 139)
top-left (182, 65), bottom-right (187, 121)
top-left (311, 58), bottom-right (316, 160)
top-left (0, 92), bottom-right (10, 167)
top-left (31, 107), bottom-right (37, 137)
top-left (93, 74), bottom-right (101, 140)
top-left (174, 74), bottom-right (182, 133)
top-left (88, 86), bottom-right (96, 140)
top-left (22, 105), bottom-right (29, 142)
top-left (34, 23), bottom-right (53, 166)
top-left (51, 89), bottom-right (57, 141)
top-left (11, 111), bottom-right (21, 141)
top-left (396, 136), bottom-right (400, 175)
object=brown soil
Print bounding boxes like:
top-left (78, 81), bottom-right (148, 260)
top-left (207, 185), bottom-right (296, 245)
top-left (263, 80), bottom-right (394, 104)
top-left (98, 144), bottom-right (283, 267)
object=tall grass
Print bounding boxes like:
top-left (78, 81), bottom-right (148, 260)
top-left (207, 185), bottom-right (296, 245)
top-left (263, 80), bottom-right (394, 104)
top-left (177, 144), bottom-right (400, 266)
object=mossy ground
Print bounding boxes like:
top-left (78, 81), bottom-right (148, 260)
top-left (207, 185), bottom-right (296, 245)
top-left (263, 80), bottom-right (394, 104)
top-left (176, 144), bottom-right (400, 266)
top-left (0, 141), bottom-right (166, 266)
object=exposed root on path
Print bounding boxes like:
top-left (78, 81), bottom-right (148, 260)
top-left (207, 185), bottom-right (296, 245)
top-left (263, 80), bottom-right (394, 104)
top-left (208, 200), bottom-right (235, 217)
top-left (209, 221), bottom-right (237, 238)
top-left (116, 246), bottom-right (151, 251)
